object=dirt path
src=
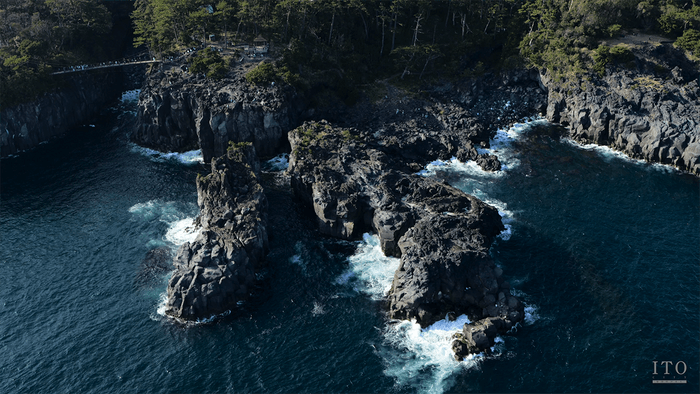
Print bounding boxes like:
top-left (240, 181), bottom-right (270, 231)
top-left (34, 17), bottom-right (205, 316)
top-left (602, 30), bottom-right (673, 47)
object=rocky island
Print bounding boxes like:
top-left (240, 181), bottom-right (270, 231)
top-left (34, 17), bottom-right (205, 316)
top-left (164, 142), bottom-right (268, 320)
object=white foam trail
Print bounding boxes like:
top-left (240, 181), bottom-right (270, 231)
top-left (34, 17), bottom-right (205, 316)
top-left (164, 218), bottom-right (199, 246)
top-left (130, 144), bottom-right (204, 165)
top-left (495, 207), bottom-right (515, 241)
top-left (382, 314), bottom-right (488, 394)
top-left (120, 89), bottom-right (141, 103)
top-left (128, 200), bottom-right (176, 221)
top-left (289, 241), bottom-right (308, 273)
top-left (266, 153), bottom-right (289, 171)
top-left (338, 233), bottom-right (400, 300)
top-left (563, 138), bottom-right (679, 174)
top-left (128, 200), bottom-right (196, 223)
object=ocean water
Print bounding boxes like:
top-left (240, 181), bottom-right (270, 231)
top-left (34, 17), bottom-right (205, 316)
top-left (1, 97), bottom-right (698, 393)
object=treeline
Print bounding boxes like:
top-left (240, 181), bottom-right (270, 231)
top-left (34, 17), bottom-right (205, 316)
top-left (520, 0), bottom-right (700, 79)
top-left (133, 0), bottom-right (699, 90)
top-left (0, 0), bottom-right (117, 108)
top-left (132, 0), bottom-right (530, 100)
top-left (2, 0), bottom-right (699, 108)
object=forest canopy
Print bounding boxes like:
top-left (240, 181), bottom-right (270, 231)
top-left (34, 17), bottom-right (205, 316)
top-left (2, 0), bottom-right (699, 109)
top-left (130, 0), bottom-right (699, 91)
top-left (0, 0), bottom-right (116, 108)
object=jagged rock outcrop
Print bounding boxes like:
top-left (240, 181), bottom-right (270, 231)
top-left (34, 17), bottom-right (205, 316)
top-left (164, 142), bottom-right (268, 320)
top-left (133, 62), bottom-right (306, 162)
top-left (541, 44), bottom-right (700, 175)
top-left (287, 121), bottom-right (523, 335)
top-left (0, 72), bottom-right (124, 158)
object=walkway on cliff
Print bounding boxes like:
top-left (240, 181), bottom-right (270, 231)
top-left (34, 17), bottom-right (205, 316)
top-left (51, 58), bottom-right (159, 75)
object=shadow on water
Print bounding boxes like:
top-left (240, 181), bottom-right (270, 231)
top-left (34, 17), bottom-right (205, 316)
top-left (438, 122), bottom-right (699, 393)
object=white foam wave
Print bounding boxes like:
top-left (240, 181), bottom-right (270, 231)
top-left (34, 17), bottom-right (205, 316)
top-left (129, 200), bottom-right (200, 246)
top-left (266, 153), bottom-right (289, 171)
top-left (120, 89), bottom-right (141, 103)
top-left (289, 242), bottom-right (308, 273)
top-left (505, 288), bottom-right (540, 326)
top-left (130, 144), bottom-right (203, 165)
top-left (129, 200), bottom-right (177, 221)
top-left (563, 138), bottom-right (644, 163)
top-left (311, 301), bottom-right (325, 316)
top-left (153, 293), bottom-right (231, 325)
top-left (164, 218), bottom-right (200, 246)
top-left (564, 138), bottom-right (679, 174)
top-left (523, 304), bottom-right (540, 325)
top-left (338, 233), bottom-right (400, 300)
top-left (381, 314), bottom-right (487, 394)
top-left (418, 157), bottom-right (504, 179)
top-left (499, 224), bottom-right (513, 241)
top-left (495, 206), bottom-right (516, 241)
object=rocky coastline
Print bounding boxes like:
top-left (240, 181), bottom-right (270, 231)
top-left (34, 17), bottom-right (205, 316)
top-left (156, 69), bottom-right (543, 357)
top-left (541, 43), bottom-right (700, 175)
top-left (164, 142), bottom-right (268, 320)
top-left (132, 60), bottom-right (306, 163)
top-left (0, 71), bottom-right (130, 158)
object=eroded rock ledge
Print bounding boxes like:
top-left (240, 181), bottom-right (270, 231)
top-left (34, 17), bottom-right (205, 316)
top-left (287, 121), bottom-right (524, 358)
top-left (133, 62), bottom-right (305, 162)
top-left (165, 142), bottom-right (268, 320)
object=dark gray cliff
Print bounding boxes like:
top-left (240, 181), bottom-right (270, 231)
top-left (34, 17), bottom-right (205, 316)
top-left (287, 121), bottom-right (524, 345)
top-left (133, 62), bottom-right (306, 162)
top-left (165, 142), bottom-right (268, 320)
top-left (0, 72), bottom-right (125, 158)
top-left (541, 44), bottom-right (700, 175)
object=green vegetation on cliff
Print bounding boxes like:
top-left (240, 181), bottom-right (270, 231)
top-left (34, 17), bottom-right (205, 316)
top-left (0, 0), bottom-right (119, 109)
top-left (131, 0), bottom-right (698, 91)
top-left (3, 0), bottom-right (699, 109)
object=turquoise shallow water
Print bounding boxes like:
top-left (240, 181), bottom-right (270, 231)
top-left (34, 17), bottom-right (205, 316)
top-left (0, 98), bottom-right (698, 393)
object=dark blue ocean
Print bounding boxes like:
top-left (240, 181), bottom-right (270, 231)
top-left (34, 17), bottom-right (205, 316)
top-left (1, 93), bottom-right (698, 393)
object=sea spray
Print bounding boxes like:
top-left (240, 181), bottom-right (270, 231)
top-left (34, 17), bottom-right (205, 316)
top-left (337, 233), bottom-right (400, 300)
top-left (342, 234), bottom-right (496, 394)
top-left (129, 144), bottom-right (204, 165)
top-left (264, 153), bottom-right (290, 171)
top-left (128, 199), bottom-right (200, 247)
top-left (380, 315), bottom-right (489, 394)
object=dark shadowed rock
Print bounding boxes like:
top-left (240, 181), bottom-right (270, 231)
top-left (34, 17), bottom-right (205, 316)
top-left (132, 63), bottom-right (306, 162)
top-left (287, 121), bottom-right (523, 331)
top-left (0, 72), bottom-right (125, 158)
top-left (164, 142), bottom-right (268, 320)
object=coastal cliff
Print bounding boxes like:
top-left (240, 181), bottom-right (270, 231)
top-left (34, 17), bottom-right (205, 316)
top-left (0, 72), bottom-right (126, 158)
top-left (541, 43), bottom-right (700, 175)
top-left (132, 62), bottom-right (306, 162)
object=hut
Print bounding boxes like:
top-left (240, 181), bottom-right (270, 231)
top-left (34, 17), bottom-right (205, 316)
top-left (253, 35), bottom-right (268, 53)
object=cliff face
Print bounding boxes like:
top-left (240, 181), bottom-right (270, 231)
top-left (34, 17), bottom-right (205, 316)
top-left (0, 72), bottom-right (126, 158)
top-left (165, 143), bottom-right (268, 320)
top-left (132, 64), bottom-right (306, 162)
top-left (541, 45), bottom-right (700, 175)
